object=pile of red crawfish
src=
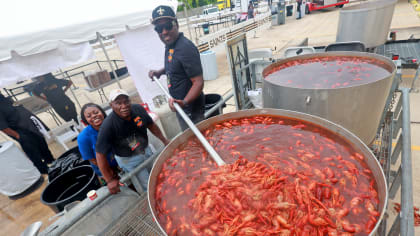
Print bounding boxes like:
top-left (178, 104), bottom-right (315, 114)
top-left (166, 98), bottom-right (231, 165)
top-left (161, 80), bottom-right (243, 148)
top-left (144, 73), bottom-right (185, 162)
top-left (154, 115), bottom-right (381, 236)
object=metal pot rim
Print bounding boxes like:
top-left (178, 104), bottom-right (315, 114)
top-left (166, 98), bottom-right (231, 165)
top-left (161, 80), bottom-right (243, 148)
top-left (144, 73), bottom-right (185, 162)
top-left (148, 108), bottom-right (388, 236)
top-left (262, 51), bottom-right (396, 84)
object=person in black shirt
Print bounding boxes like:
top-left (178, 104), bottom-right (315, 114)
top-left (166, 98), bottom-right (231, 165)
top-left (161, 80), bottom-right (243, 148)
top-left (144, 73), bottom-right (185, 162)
top-left (149, 5), bottom-right (205, 131)
top-left (96, 89), bottom-right (169, 194)
top-left (0, 93), bottom-right (54, 174)
top-left (296, 0), bottom-right (302, 19)
top-left (33, 73), bottom-right (78, 124)
top-left (248, 1), bottom-right (255, 19)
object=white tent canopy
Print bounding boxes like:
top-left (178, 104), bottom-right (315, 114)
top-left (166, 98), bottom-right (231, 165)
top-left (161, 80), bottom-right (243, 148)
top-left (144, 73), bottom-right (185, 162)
top-left (0, 0), bottom-right (177, 86)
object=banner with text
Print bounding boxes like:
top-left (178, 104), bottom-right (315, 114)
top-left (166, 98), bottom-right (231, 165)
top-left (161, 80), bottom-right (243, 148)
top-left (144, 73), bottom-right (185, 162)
top-left (197, 12), bottom-right (272, 53)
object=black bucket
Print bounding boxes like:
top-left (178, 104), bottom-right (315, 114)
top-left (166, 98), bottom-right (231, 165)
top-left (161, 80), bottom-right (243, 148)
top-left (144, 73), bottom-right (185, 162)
top-left (48, 146), bottom-right (89, 182)
top-left (205, 94), bottom-right (226, 118)
top-left (41, 165), bottom-right (101, 213)
top-left (59, 146), bottom-right (81, 158)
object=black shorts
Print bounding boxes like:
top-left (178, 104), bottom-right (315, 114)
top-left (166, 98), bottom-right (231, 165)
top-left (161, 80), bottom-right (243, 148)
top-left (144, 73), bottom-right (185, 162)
top-left (176, 93), bottom-right (205, 131)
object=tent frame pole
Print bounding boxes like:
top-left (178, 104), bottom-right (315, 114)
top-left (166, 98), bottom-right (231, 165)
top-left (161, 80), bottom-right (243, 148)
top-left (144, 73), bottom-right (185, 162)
top-left (59, 68), bottom-right (81, 109)
top-left (182, 1), bottom-right (193, 43)
top-left (96, 32), bottom-right (122, 89)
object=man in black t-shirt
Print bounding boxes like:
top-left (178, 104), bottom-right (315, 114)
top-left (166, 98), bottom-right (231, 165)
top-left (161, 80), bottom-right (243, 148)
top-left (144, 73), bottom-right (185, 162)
top-left (33, 73), bottom-right (78, 124)
top-left (149, 5), bottom-right (205, 131)
top-left (96, 89), bottom-right (169, 194)
top-left (0, 93), bottom-right (54, 174)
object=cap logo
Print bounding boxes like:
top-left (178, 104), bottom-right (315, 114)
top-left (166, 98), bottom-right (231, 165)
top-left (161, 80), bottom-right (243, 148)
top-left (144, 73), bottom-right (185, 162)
top-left (157, 7), bottom-right (165, 16)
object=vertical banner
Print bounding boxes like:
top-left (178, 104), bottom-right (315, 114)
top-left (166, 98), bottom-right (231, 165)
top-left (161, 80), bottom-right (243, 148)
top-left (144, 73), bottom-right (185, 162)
top-left (115, 25), bottom-right (167, 109)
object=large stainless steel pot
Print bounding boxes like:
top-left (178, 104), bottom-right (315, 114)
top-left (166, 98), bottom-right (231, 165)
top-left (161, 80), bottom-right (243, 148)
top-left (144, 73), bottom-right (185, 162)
top-left (336, 0), bottom-right (397, 48)
top-left (262, 51), bottom-right (396, 144)
top-left (148, 108), bottom-right (388, 236)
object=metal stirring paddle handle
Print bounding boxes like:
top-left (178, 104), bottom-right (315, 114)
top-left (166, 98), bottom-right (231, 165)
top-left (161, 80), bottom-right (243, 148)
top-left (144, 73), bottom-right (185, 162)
top-left (152, 76), bottom-right (226, 166)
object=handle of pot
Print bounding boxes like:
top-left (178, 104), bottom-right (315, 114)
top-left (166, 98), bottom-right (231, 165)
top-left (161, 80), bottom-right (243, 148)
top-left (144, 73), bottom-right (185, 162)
top-left (152, 77), bottom-right (226, 166)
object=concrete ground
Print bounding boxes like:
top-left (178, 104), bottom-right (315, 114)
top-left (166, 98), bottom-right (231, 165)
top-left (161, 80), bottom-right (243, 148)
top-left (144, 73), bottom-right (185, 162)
top-left (1, 0), bottom-right (420, 235)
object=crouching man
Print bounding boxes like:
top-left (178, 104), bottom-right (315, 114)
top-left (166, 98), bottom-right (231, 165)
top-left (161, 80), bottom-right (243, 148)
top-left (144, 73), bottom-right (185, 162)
top-left (96, 89), bottom-right (169, 194)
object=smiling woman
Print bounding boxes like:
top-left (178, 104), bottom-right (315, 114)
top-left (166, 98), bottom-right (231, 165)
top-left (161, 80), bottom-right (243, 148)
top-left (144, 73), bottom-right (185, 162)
top-left (77, 103), bottom-right (119, 178)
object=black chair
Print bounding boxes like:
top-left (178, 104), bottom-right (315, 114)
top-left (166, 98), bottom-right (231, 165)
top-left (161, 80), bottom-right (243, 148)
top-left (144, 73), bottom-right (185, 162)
top-left (325, 41), bottom-right (366, 52)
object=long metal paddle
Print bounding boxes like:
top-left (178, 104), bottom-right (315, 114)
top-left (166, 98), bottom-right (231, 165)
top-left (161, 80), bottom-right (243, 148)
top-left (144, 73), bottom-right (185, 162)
top-left (152, 77), bottom-right (226, 166)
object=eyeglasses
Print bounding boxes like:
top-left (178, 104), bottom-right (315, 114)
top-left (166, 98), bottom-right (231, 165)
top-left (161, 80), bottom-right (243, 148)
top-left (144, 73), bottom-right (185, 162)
top-left (154, 21), bottom-right (174, 33)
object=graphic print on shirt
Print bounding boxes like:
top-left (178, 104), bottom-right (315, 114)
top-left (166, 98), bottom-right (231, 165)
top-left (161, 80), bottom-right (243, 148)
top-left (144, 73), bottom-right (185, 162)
top-left (128, 116), bottom-right (145, 151)
top-left (167, 48), bottom-right (174, 88)
top-left (168, 48), bottom-right (174, 62)
top-left (127, 133), bottom-right (141, 151)
top-left (133, 116), bottom-right (143, 127)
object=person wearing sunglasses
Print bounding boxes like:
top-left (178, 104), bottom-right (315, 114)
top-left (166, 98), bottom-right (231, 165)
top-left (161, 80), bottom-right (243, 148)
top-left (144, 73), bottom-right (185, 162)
top-left (148, 5), bottom-right (205, 131)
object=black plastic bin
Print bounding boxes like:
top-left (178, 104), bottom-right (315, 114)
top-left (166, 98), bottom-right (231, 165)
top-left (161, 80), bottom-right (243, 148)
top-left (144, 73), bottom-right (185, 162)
top-left (41, 165), bottom-right (101, 213)
top-left (48, 146), bottom-right (90, 182)
top-left (205, 94), bottom-right (226, 118)
top-left (58, 146), bottom-right (81, 159)
top-left (202, 23), bottom-right (210, 35)
top-left (286, 5), bottom-right (293, 16)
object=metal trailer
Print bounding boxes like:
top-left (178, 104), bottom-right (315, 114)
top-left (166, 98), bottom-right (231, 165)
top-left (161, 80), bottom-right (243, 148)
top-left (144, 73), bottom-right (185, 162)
top-left (374, 88), bottom-right (415, 236)
top-left (372, 38), bottom-right (419, 236)
top-left (305, 0), bottom-right (349, 14)
top-left (376, 38), bottom-right (420, 93)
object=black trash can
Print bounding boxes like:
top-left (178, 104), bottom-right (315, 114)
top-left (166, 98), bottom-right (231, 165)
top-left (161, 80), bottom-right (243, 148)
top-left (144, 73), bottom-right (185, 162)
top-left (205, 94), bottom-right (226, 118)
top-left (48, 146), bottom-right (90, 182)
top-left (41, 165), bottom-right (101, 213)
top-left (59, 146), bottom-right (81, 159)
top-left (286, 5), bottom-right (293, 16)
top-left (202, 23), bottom-right (210, 35)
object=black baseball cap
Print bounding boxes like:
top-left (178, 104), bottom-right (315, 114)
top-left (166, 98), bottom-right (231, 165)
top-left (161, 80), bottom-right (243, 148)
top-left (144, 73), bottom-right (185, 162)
top-left (152, 5), bottom-right (176, 24)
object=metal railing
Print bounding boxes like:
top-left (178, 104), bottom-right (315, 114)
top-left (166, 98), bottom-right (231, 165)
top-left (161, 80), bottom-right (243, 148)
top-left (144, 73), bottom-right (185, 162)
top-left (54, 60), bottom-right (126, 81)
top-left (375, 88), bottom-right (415, 236)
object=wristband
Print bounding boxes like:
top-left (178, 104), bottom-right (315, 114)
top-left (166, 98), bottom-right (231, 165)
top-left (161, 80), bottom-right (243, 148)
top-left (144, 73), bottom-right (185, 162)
top-left (182, 100), bottom-right (188, 106)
